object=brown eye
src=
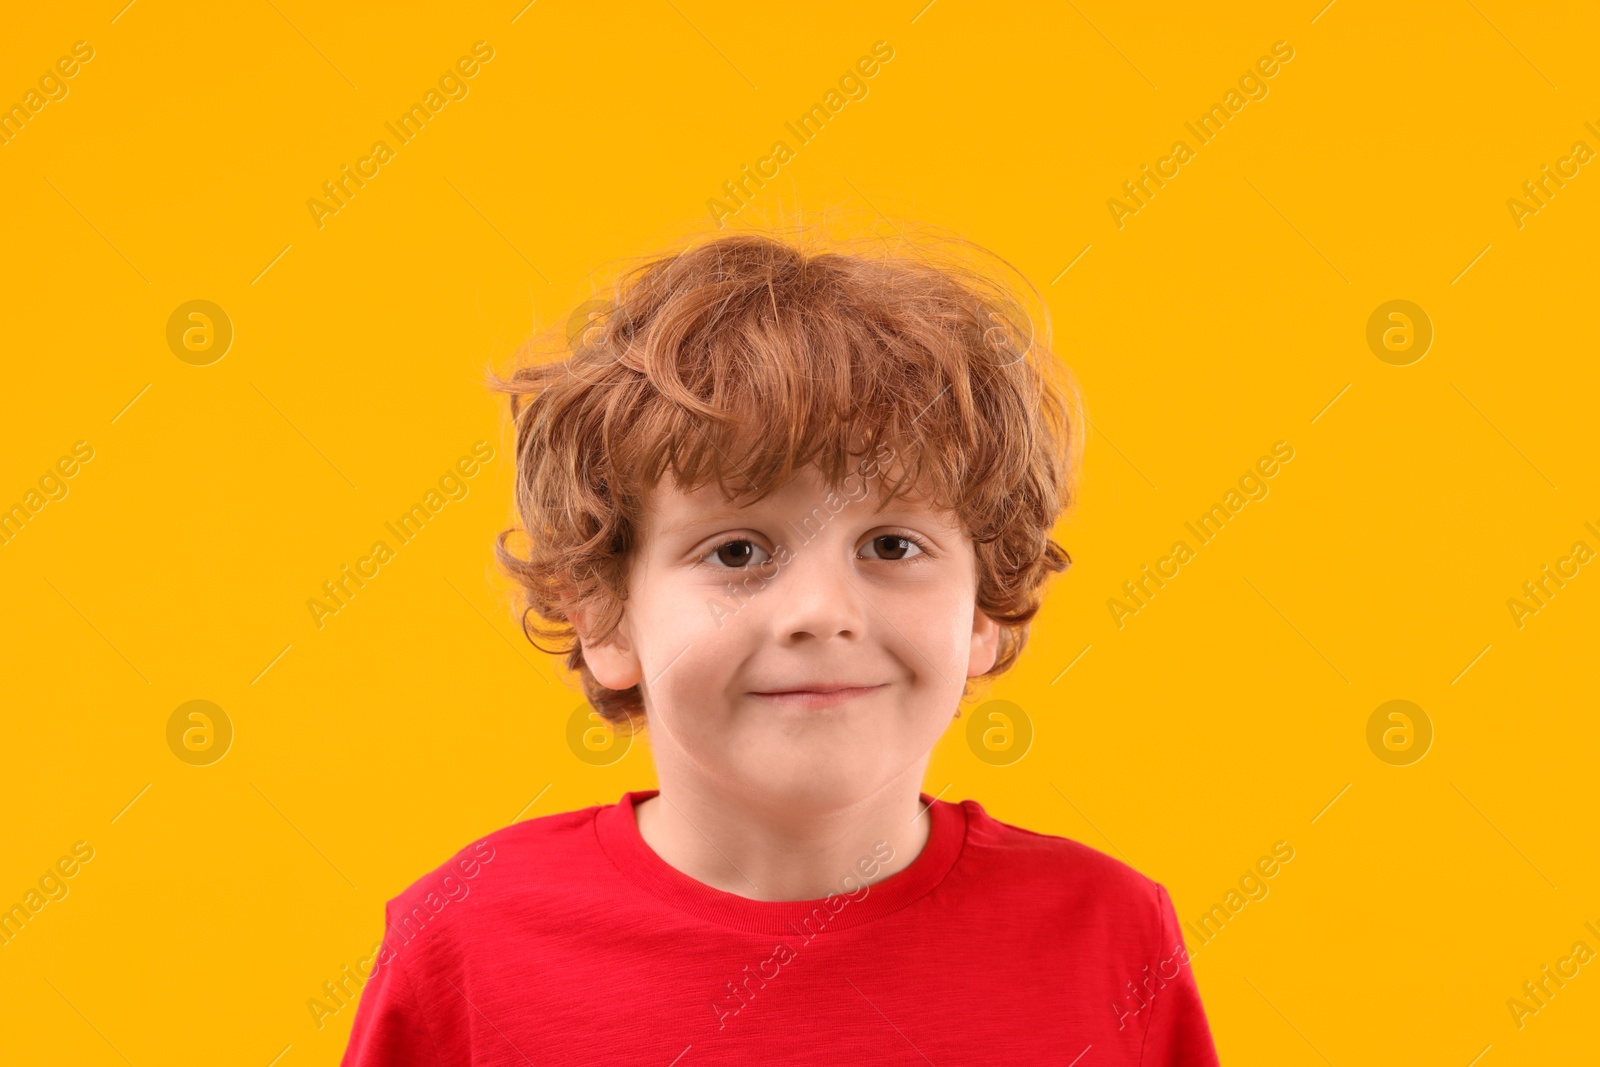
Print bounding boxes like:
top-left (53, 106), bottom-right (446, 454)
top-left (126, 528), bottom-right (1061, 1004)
top-left (704, 539), bottom-right (772, 569)
top-left (862, 535), bottom-right (925, 561)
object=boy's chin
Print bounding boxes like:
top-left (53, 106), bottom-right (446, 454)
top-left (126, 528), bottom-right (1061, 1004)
top-left (729, 752), bottom-right (893, 811)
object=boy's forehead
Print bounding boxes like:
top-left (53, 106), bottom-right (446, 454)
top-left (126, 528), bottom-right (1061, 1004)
top-left (640, 458), bottom-right (952, 533)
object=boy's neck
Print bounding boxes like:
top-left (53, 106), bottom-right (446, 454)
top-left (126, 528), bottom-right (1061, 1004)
top-left (632, 769), bottom-right (934, 902)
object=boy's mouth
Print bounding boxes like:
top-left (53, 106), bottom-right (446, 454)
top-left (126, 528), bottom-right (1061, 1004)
top-left (749, 684), bottom-right (887, 710)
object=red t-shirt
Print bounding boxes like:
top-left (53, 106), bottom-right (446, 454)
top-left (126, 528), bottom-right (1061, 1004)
top-left (341, 789), bottom-right (1221, 1065)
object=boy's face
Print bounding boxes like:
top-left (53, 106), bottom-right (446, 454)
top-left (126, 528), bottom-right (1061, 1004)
top-left (575, 456), bottom-right (1001, 812)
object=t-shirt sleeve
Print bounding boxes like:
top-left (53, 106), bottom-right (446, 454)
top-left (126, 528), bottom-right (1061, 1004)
top-left (340, 914), bottom-right (444, 1067)
top-left (1139, 882), bottom-right (1221, 1067)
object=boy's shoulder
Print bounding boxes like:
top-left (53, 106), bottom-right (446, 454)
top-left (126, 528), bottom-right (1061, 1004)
top-left (379, 801), bottom-right (607, 948)
top-left (958, 798), bottom-right (1172, 925)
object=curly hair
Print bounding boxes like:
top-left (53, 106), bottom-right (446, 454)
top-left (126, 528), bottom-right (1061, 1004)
top-left (486, 229), bottom-right (1081, 733)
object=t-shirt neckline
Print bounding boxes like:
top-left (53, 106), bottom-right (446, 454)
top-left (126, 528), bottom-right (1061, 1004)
top-left (594, 789), bottom-right (968, 935)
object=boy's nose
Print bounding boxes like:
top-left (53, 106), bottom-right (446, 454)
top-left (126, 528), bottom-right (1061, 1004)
top-left (763, 540), bottom-right (872, 643)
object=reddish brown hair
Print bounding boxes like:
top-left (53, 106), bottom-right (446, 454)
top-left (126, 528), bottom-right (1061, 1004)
top-left (488, 231), bottom-right (1081, 731)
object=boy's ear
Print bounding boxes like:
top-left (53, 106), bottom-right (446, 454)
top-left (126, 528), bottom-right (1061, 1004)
top-left (967, 607), bottom-right (1001, 678)
top-left (568, 598), bottom-right (644, 691)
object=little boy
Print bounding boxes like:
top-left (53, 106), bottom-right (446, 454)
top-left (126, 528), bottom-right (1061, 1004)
top-left (341, 233), bottom-right (1221, 1064)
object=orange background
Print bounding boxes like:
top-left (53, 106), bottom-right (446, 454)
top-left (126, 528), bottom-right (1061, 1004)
top-left (1, 1), bottom-right (1596, 1063)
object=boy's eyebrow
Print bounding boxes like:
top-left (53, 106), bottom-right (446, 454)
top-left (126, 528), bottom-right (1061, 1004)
top-left (654, 507), bottom-right (743, 539)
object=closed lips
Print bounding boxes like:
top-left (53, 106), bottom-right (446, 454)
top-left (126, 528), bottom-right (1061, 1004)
top-left (753, 684), bottom-right (882, 694)
top-left (749, 685), bottom-right (887, 708)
